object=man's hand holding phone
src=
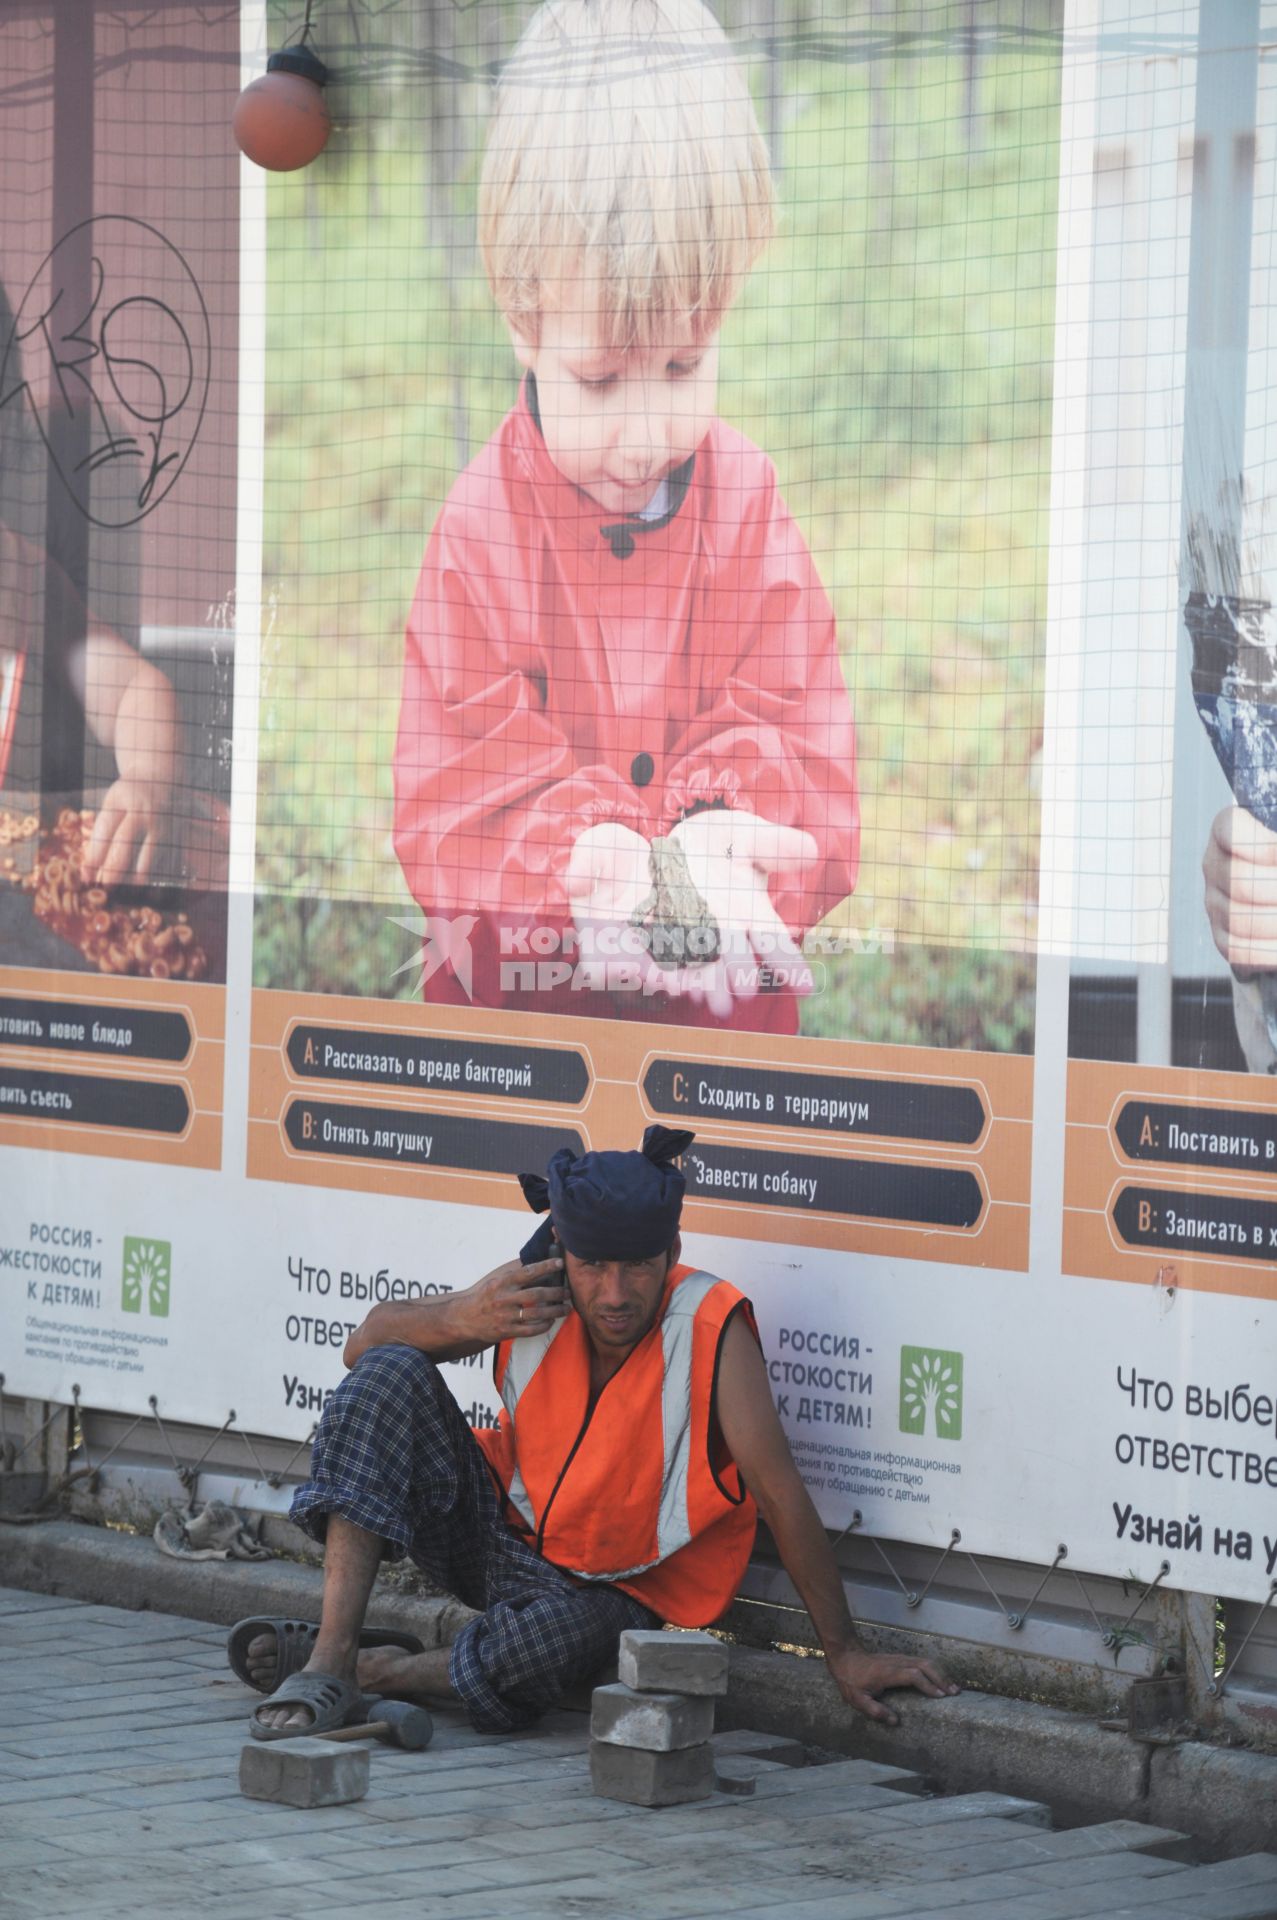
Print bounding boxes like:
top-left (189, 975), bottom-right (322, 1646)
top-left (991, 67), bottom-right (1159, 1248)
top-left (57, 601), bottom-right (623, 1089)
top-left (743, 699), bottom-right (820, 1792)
top-left (461, 1253), bottom-right (570, 1344)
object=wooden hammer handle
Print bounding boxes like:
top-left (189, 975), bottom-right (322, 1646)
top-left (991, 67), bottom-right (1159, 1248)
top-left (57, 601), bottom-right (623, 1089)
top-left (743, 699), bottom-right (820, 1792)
top-left (320, 1722), bottom-right (387, 1743)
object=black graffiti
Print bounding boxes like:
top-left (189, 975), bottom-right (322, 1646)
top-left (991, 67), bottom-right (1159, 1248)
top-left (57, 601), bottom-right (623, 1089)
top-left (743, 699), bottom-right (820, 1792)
top-left (0, 216), bottom-right (210, 527)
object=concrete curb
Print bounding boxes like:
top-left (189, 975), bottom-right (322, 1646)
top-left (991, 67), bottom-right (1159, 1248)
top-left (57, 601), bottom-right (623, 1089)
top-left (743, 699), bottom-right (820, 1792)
top-left (0, 1516), bottom-right (473, 1645)
top-left (719, 1646), bottom-right (1277, 1859)
top-left (4, 1519), bottom-right (1275, 1859)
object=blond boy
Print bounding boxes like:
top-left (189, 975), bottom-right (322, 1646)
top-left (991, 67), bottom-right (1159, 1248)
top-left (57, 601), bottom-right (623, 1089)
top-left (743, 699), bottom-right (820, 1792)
top-left (393, 0), bottom-right (857, 1027)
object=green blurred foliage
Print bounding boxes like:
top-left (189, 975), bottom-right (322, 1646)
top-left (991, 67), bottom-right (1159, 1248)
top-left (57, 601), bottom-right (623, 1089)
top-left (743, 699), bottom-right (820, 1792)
top-left (254, 2), bottom-right (1058, 1048)
top-left (805, 947), bottom-right (1036, 1053)
top-left (253, 897), bottom-right (421, 1001)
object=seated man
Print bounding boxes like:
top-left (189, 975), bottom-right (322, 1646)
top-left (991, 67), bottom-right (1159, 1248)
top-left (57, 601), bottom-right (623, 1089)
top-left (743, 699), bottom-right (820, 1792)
top-left (244, 1126), bottom-right (956, 1736)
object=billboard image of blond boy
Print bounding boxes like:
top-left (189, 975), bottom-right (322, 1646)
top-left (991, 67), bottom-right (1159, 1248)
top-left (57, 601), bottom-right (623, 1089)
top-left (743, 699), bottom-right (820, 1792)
top-left (392, 0), bottom-right (857, 1032)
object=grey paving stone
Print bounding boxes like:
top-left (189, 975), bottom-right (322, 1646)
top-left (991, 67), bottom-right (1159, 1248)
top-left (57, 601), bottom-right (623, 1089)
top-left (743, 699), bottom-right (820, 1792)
top-left (1022, 1852), bottom-right (1190, 1891)
top-left (712, 1727), bottom-right (809, 1769)
top-left (873, 1790), bottom-right (1053, 1829)
top-left (0, 1749), bottom-right (120, 1780)
top-left (0, 1841), bottom-right (87, 1872)
top-left (738, 1777), bottom-right (944, 1818)
top-left (549, 1877), bottom-right (907, 1919)
top-left (617, 1628), bottom-right (729, 1696)
top-left (1150, 1897), bottom-right (1277, 1920)
top-left (1029, 1850), bottom-right (1275, 1912)
top-left (591, 1681), bottom-right (717, 1751)
top-left (936, 1886), bottom-right (1176, 1920)
top-left (1186, 1858), bottom-right (1277, 1888)
top-left (93, 1758), bottom-right (247, 1787)
top-left (1022, 1819), bottom-right (1194, 1862)
top-left (919, 1861), bottom-right (1187, 1916)
top-left (85, 1776), bottom-right (246, 1807)
top-left (0, 1776), bottom-right (117, 1808)
top-left (590, 1738), bottom-right (717, 1806)
top-left (484, 1816), bottom-right (679, 1861)
top-left (1, 1583), bottom-right (1271, 1920)
top-left (25, 1673), bottom-right (228, 1703)
top-left (855, 1813), bottom-right (1063, 1856)
top-left (714, 1754), bottom-right (785, 1793)
top-left (869, 1872), bottom-right (1140, 1916)
top-left (0, 1870), bottom-right (203, 1917)
top-left (759, 1832), bottom-right (1065, 1883)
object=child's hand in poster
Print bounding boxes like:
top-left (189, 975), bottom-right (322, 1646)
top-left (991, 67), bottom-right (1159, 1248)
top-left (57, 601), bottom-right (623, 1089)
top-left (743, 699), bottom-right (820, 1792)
top-left (84, 777), bottom-right (173, 888)
top-left (665, 810), bottom-right (817, 1017)
top-left (1203, 804), bottom-right (1277, 972)
top-left (670, 808), bottom-right (815, 954)
top-left (565, 821), bottom-right (652, 920)
top-left (566, 821), bottom-right (657, 991)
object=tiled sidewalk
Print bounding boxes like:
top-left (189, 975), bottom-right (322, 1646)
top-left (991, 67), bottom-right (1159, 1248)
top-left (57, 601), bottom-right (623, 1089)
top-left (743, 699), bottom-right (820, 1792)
top-left (2, 1585), bottom-right (1277, 1920)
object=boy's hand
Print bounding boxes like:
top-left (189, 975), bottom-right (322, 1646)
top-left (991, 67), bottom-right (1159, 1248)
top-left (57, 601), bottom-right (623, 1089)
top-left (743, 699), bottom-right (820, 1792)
top-left (565, 822), bottom-right (651, 919)
top-left (84, 777), bottom-right (175, 888)
top-left (667, 810), bottom-right (816, 1009)
top-left (566, 822), bottom-right (668, 993)
top-left (1203, 805), bottom-right (1277, 971)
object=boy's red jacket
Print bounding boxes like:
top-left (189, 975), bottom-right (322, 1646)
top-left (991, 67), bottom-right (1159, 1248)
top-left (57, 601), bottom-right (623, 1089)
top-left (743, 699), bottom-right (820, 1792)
top-left (392, 379), bottom-right (858, 1020)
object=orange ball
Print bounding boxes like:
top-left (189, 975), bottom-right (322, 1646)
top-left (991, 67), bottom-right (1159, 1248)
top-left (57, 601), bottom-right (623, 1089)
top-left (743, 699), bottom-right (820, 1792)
top-left (233, 67), bottom-right (330, 172)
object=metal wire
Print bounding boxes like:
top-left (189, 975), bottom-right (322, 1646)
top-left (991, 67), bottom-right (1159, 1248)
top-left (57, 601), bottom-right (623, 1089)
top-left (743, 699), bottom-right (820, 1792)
top-left (839, 1517), bottom-right (1174, 1660)
top-left (963, 1548), bottom-right (1015, 1619)
top-left (864, 1531), bottom-right (917, 1605)
top-left (7, 1399), bottom-right (65, 1467)
top-left (828, 1507), bottom-right (862, 1552)
top-left (17, 1388), bottom-right (1256, 1703)
top-left (906, 1530), bottom-right (961, 1611)
top-left (146, 1396), bottom-right (191, 1488)
top-left (73, 1384), bottom-right (146, 1479)
top-left (238, 1422), bottom-right (317, 1490)
top-left (1007, 1545), bottom-right (1068, 1631)
top-left (182, 1410), bottom-right (238, 1486)
top-left (1108, 1561), bottom-right (1172, 1646)
top-left (68, 1388), bottom-right (315, 1506)
top-left (1069, 1567), bottom-right (1112, 1639)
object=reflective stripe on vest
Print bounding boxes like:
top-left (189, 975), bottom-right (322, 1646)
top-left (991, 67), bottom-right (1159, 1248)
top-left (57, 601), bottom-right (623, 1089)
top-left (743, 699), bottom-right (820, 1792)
top-left (498, 1311), bottom-right (567, 1532)
top-left (499, 1268), bottom-right (721, 1581)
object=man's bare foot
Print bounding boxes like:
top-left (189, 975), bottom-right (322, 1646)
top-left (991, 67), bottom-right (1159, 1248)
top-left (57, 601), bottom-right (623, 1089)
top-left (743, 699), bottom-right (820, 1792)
top-left (252, 1635), bottom-right (358, 1732)
top-left (245, 1630), bottom-right (298, 1694)
top-left (357, 1644), bottom-right (457, 1700)
top-left (247, 1635), bottom-right (457, 1729)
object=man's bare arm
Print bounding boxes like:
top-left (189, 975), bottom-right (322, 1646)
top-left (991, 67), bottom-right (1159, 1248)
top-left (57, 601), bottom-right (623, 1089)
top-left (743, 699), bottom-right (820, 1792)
top-left (715, 1314), bottom-right (958, 1726)
top-left (343, 1254), bottom-right (567, 1369)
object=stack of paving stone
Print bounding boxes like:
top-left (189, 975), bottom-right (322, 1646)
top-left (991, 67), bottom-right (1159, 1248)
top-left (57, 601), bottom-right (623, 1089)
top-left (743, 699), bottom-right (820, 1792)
top-left (590, 1628), bottom-right (728, 1806)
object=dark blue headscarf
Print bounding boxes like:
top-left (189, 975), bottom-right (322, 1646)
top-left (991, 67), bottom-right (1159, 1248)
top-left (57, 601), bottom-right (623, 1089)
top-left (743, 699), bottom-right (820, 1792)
top-left (518, 1125), bottom-right (695, 1262)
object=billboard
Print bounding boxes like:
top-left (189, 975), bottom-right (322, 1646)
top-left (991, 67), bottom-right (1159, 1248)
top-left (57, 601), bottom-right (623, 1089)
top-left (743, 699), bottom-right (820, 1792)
top-left (2, 0), bottom-right (1276, 1609)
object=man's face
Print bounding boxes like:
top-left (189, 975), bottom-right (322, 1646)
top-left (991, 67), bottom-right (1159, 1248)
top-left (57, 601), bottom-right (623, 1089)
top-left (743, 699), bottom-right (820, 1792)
top-left (562, 1232), bottom-right (681, 1354)
top-left (509, 281), bottom-right (720, 518)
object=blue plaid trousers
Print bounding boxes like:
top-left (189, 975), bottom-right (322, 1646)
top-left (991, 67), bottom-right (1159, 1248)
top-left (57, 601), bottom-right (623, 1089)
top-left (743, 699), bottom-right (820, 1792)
top-left (289, 1344), bottom-right (656, 1732)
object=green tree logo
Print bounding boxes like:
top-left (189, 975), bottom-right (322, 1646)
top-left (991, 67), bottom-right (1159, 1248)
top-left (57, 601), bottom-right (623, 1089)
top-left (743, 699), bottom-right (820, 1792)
top-left (899, 1347), bottom-right (963, 1440)
top-left (122, 1238), bottom-right (172, 1318)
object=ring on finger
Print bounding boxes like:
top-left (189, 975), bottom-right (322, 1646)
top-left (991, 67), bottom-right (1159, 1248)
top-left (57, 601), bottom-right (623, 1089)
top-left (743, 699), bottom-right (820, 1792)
top-left (518, 1303), bottom-right (524, 1323)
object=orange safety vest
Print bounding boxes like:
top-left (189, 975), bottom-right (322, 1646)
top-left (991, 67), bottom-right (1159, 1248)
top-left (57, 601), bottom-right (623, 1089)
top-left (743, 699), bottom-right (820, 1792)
top-left (472, 1265), bottom-right (759, 1626)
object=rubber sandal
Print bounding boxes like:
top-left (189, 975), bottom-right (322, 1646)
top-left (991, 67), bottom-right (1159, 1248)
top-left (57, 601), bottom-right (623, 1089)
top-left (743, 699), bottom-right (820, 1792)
top-left (248, 1671), bottom-right (374, 1741)
top-left (227, 1616), bottom-right (426, 1693)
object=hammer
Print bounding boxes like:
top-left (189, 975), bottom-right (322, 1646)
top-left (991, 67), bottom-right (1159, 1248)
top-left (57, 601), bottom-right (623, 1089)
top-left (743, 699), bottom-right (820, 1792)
top-left (318, 1698), bottom-right (433, 1753)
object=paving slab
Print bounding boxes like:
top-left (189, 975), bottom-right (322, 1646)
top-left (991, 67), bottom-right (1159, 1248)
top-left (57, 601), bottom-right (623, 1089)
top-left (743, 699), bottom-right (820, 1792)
top-left (1, 1581), bottom-right (1269, 1920)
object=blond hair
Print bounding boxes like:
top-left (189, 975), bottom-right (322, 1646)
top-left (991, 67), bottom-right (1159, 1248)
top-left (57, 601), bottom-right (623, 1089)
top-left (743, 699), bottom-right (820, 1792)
top-left (479, 0), bottom-right (775, 350)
